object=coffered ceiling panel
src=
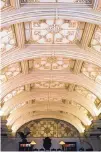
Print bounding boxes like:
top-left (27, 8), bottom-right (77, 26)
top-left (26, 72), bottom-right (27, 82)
top-left (29, 57), bottom-right (75, 71)
top-left (3, 86), bottom-right (24, 102)
top-left (0, 63), bottom-right (21, 84)
top-left (0, 0), bottom-right (10, 10)
top-left (31, 81), bottom-right (66, 89)
top-left (25, 19), bottom-right (85, 44)
top-left (81, 62), bottom-right (101, 85)
top-left (91, 26), bottom-right (101, 53)
top-left (0, 26), bottom-right (16, 53)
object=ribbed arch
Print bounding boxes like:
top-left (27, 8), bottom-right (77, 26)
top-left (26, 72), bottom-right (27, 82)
top-left (2, 90), bottom-right (97, 116)
top-left (11, 112), bottom-right (85, 133)
top-left (1, 72), bottom-right (101, 100)
top-left (7, 103), bottom-right (92, 127)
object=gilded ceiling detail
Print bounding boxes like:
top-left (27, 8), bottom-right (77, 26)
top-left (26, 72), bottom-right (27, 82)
top-left (0, 63), bottom-right (21, 84)
top-left (81, 62), bottom-right (101, 84)
top-left (0, 0), bottom-right (10, 10)
top-left (31, 81), bottom-right (66, 89)
top-left (25, 20), bottom-right (85, 44)
top-left (29, 57), bottom-right (75, 71)
top-left (91, 26), bottom-right (101, 53)
top-left (74, 85), bottom-right (101, 108)
top-left (18, 119), bottom-right (79, 138)
top-left (0, 26), bottom-right (16, 53)
top-left (2, 86), bottom-right (24, 102)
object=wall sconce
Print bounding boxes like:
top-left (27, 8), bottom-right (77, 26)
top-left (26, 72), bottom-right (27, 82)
top-left (30, 141), bottom-right (36, 145)
top-left (59, 141), bottom-right (65, 145)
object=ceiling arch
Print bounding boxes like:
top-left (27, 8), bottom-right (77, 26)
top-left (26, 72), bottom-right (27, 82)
top-left (1, 89), bottom-right (98, 116)
top-left (7, 103), bottom-right (92, 127)
top-left (1, 0), bottom-right (101, 138)
top-left (1, 71), bottom-right (101, 100)
top-left (11, 111), bottom-right (85, 133)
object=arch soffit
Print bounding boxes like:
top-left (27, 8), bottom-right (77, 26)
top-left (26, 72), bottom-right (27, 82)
top-left (12, 112), bottom-right (84, 133)
top-left (2, 90), bottom-right (96, 116)
top-left (7, 104), bottom-right (91, 127)
top-left (1, 72), bottom-right (101, 100)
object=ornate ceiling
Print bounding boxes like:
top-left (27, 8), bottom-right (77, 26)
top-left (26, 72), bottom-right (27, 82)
top-left (0, 0), bottom-right (101, 136)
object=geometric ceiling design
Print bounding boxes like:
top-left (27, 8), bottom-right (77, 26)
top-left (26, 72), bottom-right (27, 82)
top-left (25, 20), bottom-right (85, 44)
top-left (0, 26), bottom-right (16, 53)
top-left (91, 26), bottom-right (101, 53)
top-left (0, 0), bottom-right (101, 137)
top-left (18, 119), bottom-right (79, 138)
top-left (0, 0), bottom-right (10, 10)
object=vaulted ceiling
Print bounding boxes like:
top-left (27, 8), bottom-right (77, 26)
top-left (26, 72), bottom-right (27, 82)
top-left (0, 0), bottom-right (101, 135)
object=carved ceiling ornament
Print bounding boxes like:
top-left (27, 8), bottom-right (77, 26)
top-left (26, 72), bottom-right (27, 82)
top-left (2, 86), bottom-right (24, 102)
top-left (31, 81), bottom-right (66, 89)
top-left (30, 57), bottom-right (75, 71)
top-left (81, 62), bottom-right (101, 85)
top-left (0, 0), bottom-right (10, 10)
top-left (0, 62), bottom-right (21, 84)
top-left (0, 26), bottom-right (16, 53)
top-left (91, 26), bottom-right (101, 53)
top-left (18, 118), bottom-right (79, 138)
top-left (25, 19), bottom-right (85, 44)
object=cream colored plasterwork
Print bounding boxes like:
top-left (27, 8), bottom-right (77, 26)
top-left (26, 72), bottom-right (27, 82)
top-left (91, 26), bottom-right (101, 53)
top-left (31, 81), bottom-right (66, 89)
top-left (0, 63), bottom-right (21, 84)
top-left (29, 57), bottom-right (75, 71)
top-left (25, 19), bottom-right (85, 44)
top-left (0, 26), bottom-right (16, 53)
top-left (2, 86), bottom-right (24, 102)
top-left (74, 85), bottom-right (101, 108)
top-left (81, 62), bottom-right (101, 85)
top-left (0, 0), bottom-right (10, 10)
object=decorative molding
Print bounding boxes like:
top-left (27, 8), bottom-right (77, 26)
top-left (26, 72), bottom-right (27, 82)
top-left (10, 0), bottom-right (20, 9)
top-left (1, 6), bottom-right (101, 27)
top-left (14, 23), bottom-right (25, 48)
